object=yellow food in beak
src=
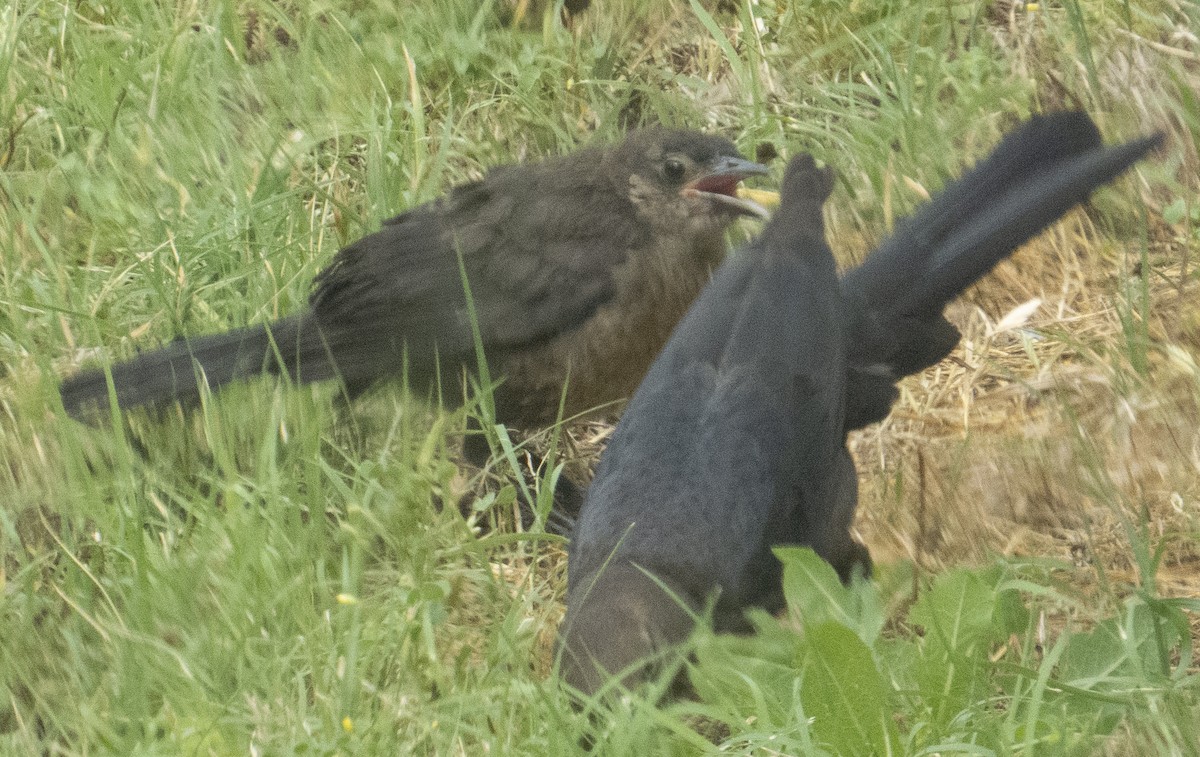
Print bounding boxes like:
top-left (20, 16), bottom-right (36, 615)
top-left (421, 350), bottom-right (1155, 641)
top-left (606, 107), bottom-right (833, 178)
top-left (737, 187), bottom-right (780, 212)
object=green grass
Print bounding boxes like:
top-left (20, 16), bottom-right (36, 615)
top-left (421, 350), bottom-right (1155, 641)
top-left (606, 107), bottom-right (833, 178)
top-left (2, 0), bottom-right (1198, 753)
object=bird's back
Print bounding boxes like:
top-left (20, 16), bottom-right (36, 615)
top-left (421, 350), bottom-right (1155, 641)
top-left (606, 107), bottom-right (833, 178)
top-left (567, 154), bottom-right (852, 635)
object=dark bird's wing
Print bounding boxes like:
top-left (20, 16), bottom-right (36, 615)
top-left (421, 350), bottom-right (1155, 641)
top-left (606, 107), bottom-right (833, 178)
top-left (560, 155), bottom-right (858, 696)
top-left (842, 112), bottom-right (1162, 430)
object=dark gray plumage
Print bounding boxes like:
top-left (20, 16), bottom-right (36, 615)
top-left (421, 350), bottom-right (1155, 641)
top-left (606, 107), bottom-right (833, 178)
top-left (842, 112), bottom-right (1163, 430)
top-left (560, 154), bottom-right (855, 695)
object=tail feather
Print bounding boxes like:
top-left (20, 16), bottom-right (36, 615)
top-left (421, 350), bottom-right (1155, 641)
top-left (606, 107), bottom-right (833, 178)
top-left (840, 113), bottom-right (1161, 431)
top-left (896, 131), bottom-right (1163, 316)
top-left (842, 112), bottom-right (1108, 309)
top-left (844, 113), bottom-right (1160, 337)
top-left (59, 312), bottom-right (340, 421)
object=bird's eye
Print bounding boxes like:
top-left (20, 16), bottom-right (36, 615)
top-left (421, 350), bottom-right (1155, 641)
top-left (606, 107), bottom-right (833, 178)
top-left (663, 158), bottom-right (686, 183)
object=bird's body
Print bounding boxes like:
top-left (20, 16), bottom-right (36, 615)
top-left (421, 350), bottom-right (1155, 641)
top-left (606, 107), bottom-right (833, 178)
top-left (560, 154), bottom-right (857, 694)
top-left (60, 129), bottom-right (768, 438)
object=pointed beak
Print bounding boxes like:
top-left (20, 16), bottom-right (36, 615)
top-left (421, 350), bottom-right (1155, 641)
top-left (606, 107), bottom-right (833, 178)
top-left (683, 156), bottom-right (772, 219)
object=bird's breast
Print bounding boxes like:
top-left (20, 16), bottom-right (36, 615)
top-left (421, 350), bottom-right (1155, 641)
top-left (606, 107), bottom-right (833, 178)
top-left (493, 232), bottom-right (724, 427)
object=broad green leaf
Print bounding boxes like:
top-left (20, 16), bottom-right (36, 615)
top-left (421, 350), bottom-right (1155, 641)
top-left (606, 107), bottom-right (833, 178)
top-left (776, 546), bottom-right (884, 645)
top-left (799, 622), bottom-right (898, 756)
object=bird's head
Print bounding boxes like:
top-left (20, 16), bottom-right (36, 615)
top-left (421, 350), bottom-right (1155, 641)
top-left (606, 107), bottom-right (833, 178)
top-left (612, 128), bottom-right (770, 237)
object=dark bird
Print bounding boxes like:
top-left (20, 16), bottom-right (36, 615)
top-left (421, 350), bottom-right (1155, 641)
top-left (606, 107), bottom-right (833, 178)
top-left (558, 113), bottom-right (1161, 697)
top-left (559, 153), bottom-right (855, 696)
top-left (59, 128), bottom-right (769, 520)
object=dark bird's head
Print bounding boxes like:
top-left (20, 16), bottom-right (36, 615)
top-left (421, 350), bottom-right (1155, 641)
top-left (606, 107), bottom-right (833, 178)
top-left (607, 128), bottom-right (770, 238)
top-left (758, 153), bottom-right (836, 250)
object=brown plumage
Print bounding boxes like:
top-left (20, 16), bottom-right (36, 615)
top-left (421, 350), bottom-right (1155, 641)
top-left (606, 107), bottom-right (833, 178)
top-left (60, 129), bottom-right (769, 515)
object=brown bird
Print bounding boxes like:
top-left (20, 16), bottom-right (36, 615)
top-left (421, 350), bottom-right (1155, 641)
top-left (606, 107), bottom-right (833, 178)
top-left (59, 128), bottom-right (769, 519)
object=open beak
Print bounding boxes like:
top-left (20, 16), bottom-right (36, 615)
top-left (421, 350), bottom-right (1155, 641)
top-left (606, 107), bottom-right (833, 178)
top-left (683, 156), bottom-right (772, 219)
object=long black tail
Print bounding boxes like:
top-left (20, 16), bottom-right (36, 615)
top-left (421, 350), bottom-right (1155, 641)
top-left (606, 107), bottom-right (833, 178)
top-left (844, 112), bottom-right (1102, 311)
top-left (878, 117), bottom-right (1161, 320)
top-left (840, 113), bottom-right (1156, 431)
top-left (841, 112), bottom-right (1161, 429)
top-left (59, 311), bottom-right (341, 421)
